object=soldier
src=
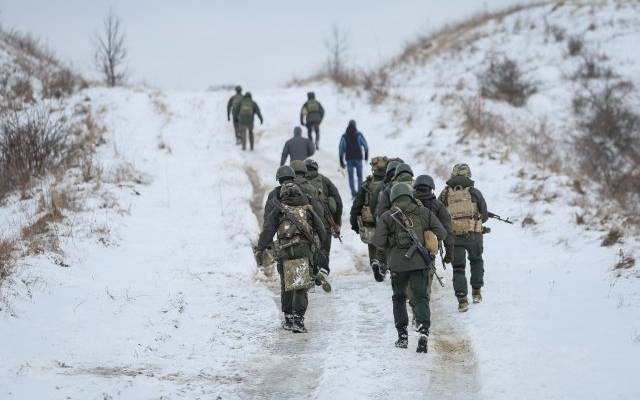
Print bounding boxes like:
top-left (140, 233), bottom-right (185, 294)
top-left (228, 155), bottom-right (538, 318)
top-left (413, 175), bottom-right (455, 294)
top-left (280, 126), bottom-right (315, 166)
top-left (300, 92), bottom-right (325, 149)
top-left (376, 162), bottom-right (413, 220)
top-left (372, 184), bottom-right (447, 353)
top-left (264, 165), bottom-right (297, 220)
top-left (290, 160), bottom-right (330, 272)
top-left (438, 163), bottom-right (488, 312)
top-left (350, 156), bottom-right (388, 281)
top-left (256, 182), bottom-right (327, 333)
top-left (226, 85), bottom-right (244, 145)
top-left (234, 92), bottom-right (263, 151)
top-left (304, 159), bottom-right (343, 270)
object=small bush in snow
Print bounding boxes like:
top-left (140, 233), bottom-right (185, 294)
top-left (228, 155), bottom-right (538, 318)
top-left (573, 53), bottom-right (613, 80)
top-left (0, 238), bottom-right (17, 285)
top-left (459, 96), bottom-right (506, 139)
top-left (478, 56), bottom-right (536, 107)
top-left (572, 80), bottom-right (640, 207)
top-left (567, 35), bottom-right (584, 56)
top-left (361, 69), bottom-right (389, 105)
top-left (0, 106), bottom-right (71, 198)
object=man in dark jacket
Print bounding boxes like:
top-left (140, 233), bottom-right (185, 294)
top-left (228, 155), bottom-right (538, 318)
top-left (233, 92), bottom-right (263, 151)
top-left (226, 85), bottom-right (243, 144)
top-left (280, 126), bottom-right (315, 166)
top-left (373, 184), bottom-right (447, 353)
top-left (300, 92), bottom-right (325, 150)
top-left (376, 162), bottom-right (413, 220)
top-left (438, 163), bottom-right (488, 312)
top-left (339, 120), bottom-right (369, 198)
top-left (413, 174), bottom-right (455, 295)
top-left (350, 156), bottom-right (387, 281)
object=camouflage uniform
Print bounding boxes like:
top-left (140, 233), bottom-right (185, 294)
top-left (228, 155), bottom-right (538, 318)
top-left (234, 92), bottom-right (263, 151)
top-left (226, 86), bottom-right (243, 144)
top-left (300, 92), bottom-right (324, 149)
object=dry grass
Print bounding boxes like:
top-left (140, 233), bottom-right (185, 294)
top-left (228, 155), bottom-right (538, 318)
top-left (601, 228), bottom-right (623, 247)
top-left (614, 250), bottom-right (635, 270)
top-left (434, 337), bottom-right (472, 354)
top-left (458, 96), bottom-right (506, 142)
top-left (521, 214), bottom-right (537, 227)
top-left (0, 238), bottom-right (17, 285)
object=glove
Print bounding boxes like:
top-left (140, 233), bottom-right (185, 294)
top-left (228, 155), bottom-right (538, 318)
top-left (444, 250), bottom-right (453, 264)
top-left (340, 159), bottom-right (346, 169)
top-left (351, 224), bottom-right (359, 234)
top-left (364, 151), bottom-right (369, 161)
top-left (227, 115), bottom-right (230, 122)
top-left (254, 249), bottom-right (265, 266)
top-left (320, 266), bottom-right (330, 276)
top-left (260, 118), bottom-right (264, 125)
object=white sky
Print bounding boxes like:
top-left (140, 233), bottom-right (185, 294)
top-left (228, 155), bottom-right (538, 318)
top-left (0, 0), bottom-right (537, 90)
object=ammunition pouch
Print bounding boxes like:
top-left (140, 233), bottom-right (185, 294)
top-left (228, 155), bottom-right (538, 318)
top-left (283, 258), bottom-right (313, 291)
top-left (424, 231), bottom-right (439, 255)
top-left (452, 219), bottom-right (483, 236)
top-left (360, 206), bottom-right (375, 225)
top-left (278, 238), bottom-right (309, 260)
top-left (357, 216), bottom-right (375, 244)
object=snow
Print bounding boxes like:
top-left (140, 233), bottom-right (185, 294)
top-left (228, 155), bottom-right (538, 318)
top-left (1, 1), bottom-right (640, 399)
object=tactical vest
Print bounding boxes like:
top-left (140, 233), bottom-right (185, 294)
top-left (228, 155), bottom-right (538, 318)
top-left (446, 186), bottom-right (482, 235)
top-left (361, 177), bottom-right (384, 225)
top-left (305, 100), bottom-right (322, 123)
top-left (392, 206), bottom-right (425, 250)
top-left (238, 98), bottom-right (254, 125)
top-left (277, 204), bottom-right (314, 260)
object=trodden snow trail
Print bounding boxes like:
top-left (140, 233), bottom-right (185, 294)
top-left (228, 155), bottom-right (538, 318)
top-left (239, 90), bottom-right (481, 399)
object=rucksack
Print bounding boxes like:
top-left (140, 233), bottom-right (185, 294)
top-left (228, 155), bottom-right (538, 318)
top-left (446, 186), bottom-right (482, 235)
top-left (305, 100), bottom-right (322, 123)
top-left (361, 177), bottom-right (384, 225)
top-left (239, 98), bottom-right (254, 117)
top-left (391, 206), bottom-right (424, 250)
top-left (277, 204), bottom-right (314, 260)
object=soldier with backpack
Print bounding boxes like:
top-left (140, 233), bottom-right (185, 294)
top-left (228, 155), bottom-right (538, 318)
top-left (226, 85), bottom-right (244, 145)
top-left (438, 163), bottom-right (488, 312)
top-left (256, 182), bottom-right (327, 333)
top-left (350, 156), bottom-right (388, 281)
top-left (305, 159), bottom-right (343, 269)
top-left (234, 92), bottom-right (263, 151)
top-left (300, 92), bottom-right (325, 150)
top-left (372, 184), bottom-right (447, 353)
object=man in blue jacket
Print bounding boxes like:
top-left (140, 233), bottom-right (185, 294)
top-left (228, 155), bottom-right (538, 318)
top-left (339, 120), bottom-right (369, 198)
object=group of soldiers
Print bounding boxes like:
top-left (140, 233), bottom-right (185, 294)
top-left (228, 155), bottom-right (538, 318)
top-left (350, 158), bottom-right (488, 352)
top-left (228, 87), bottom-right (325, 151)
top-left (239, 87), bottom-right (491, 354)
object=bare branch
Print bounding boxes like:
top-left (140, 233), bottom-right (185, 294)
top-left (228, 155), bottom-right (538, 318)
top-left (93, 9), bottom-right (127, 87)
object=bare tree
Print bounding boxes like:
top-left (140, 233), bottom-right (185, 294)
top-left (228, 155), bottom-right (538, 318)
top-left (324, 23), bottom-right (350, 84)
top-left (94, 9), bottom-right (127, 87)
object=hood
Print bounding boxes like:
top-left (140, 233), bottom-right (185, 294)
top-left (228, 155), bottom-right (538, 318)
top-left (446, 175), bottom-right (475, 188)
top-left (306, 170), bottom-right (319, 179)
top-left (293, 126), bottom-right (302, 137)
top-left (345, 120), bottom-right (357, 136)
top-left (392, 197), bottom-right (418, 212)
top-left (414, 187), bottom-right (436, 200)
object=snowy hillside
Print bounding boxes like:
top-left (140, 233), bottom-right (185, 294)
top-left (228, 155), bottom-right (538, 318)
top-left (1, 1), bottom-right (640, 399)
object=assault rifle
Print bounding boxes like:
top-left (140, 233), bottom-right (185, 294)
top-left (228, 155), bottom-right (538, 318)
top-left (488, 211), bottom-right (513, 224)
top-left (390, 210), bottom-right (445, 287)
top-left (438, 242), bottom-right (447, 271)
top-left (326, 214), bottom-right (343, 243)
top-left (272, 201), bottom-right (318, 250)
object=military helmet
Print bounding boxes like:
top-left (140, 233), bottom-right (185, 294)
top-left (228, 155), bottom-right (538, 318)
top-left (290, 159), bottom-right (308, 174)
top-left (280, 182), bottom-right (303, 199)
top-left (414, 174), bottom-right (435, 190)
top-left (393, 163), bottom-right (414, 180)
top-left (390, 182), bottom-right (414, 203)
top-left (452, 163), bottom-right (471, 178)
top-left (385, 160), bottom-right (401, 177)
top-left (235, 85), bottom-right (242, 93)
top-left (305, 158), bottom-right (318, 171)
top-left (245, 92), bottom-right (252, 98)
top-left (276, 165), bottom-right (295, 181)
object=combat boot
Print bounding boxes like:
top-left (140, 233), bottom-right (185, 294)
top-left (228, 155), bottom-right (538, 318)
top-left (291, 315), bottom-right (307, 333)
top-left (472, 288), bottom-right (482, 304)
top-left (282, 313), bottom-right (293, 331)
top-left (416, 334), bottom-right (428, 353)
top-left (395, 329), bottom-right (408, 349)
top-left (457, 296), bottom-right (469, 313)
top-left (371, 259), bottom-right (385, 282)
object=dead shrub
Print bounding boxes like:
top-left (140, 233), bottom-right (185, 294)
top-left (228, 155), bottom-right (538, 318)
top-left (80, 156), bottom-right (102, 182)
top-left (572, 53), bottom-right (613, 81)
top-left (572, 80), bottom-right (640, 206)
top-left (42, 70), bottom-right (78, 99)
top-left (601, 228), bottom-right (623, 247)
top-left (521, 214), bottom-right (537, 227)
top-left (524, 119), bottom-right (560, 172)
top-left (361, 69), bottom-right (389, 105)
top-left (567, 35), bottom-right (584, 56)
top-left (21, 208), bottom-right (64, 255)
top-left (0, 238), bottom-right (17, 284)
top-left (478, 56), bottom-right (537, 107)
top-left (459, 97), bottom-right (506, 139)
top-left (0, 106), bottom-right (71, 199)
top-left (575, 212), bottom-right (585, 225)
top-left (614, 250), bottom-right (635, 270)
top-left (10, 79), bottom-right (35, 104)
top-left (546, 24), bottom-right (566, 42)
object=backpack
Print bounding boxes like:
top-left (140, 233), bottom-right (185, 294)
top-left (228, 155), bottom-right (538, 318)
top-left (305, 100), bottom-right (322, 123)
top-left (238, 98), bottom-right (254, 117)
top-left (231, 94), bottom-right (243, 111)
top-left (391, 206), bottom-right (425, 250)
top-left (277, 204), bottom-right (314, 260)
top-left (361, 177), bottom-right (384, 225)
top-left (446, 186), bottom-right (482, 235)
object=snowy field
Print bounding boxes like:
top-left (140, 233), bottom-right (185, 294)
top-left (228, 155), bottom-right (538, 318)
top-left (1, 1), bottom-right (640, 399)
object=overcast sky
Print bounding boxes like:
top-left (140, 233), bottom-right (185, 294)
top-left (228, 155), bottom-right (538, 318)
top-left (0, 0), bottom-right (536, 90)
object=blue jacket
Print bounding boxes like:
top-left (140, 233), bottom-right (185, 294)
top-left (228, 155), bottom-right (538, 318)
top-left (339, 131), bottom-right (368, 162)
